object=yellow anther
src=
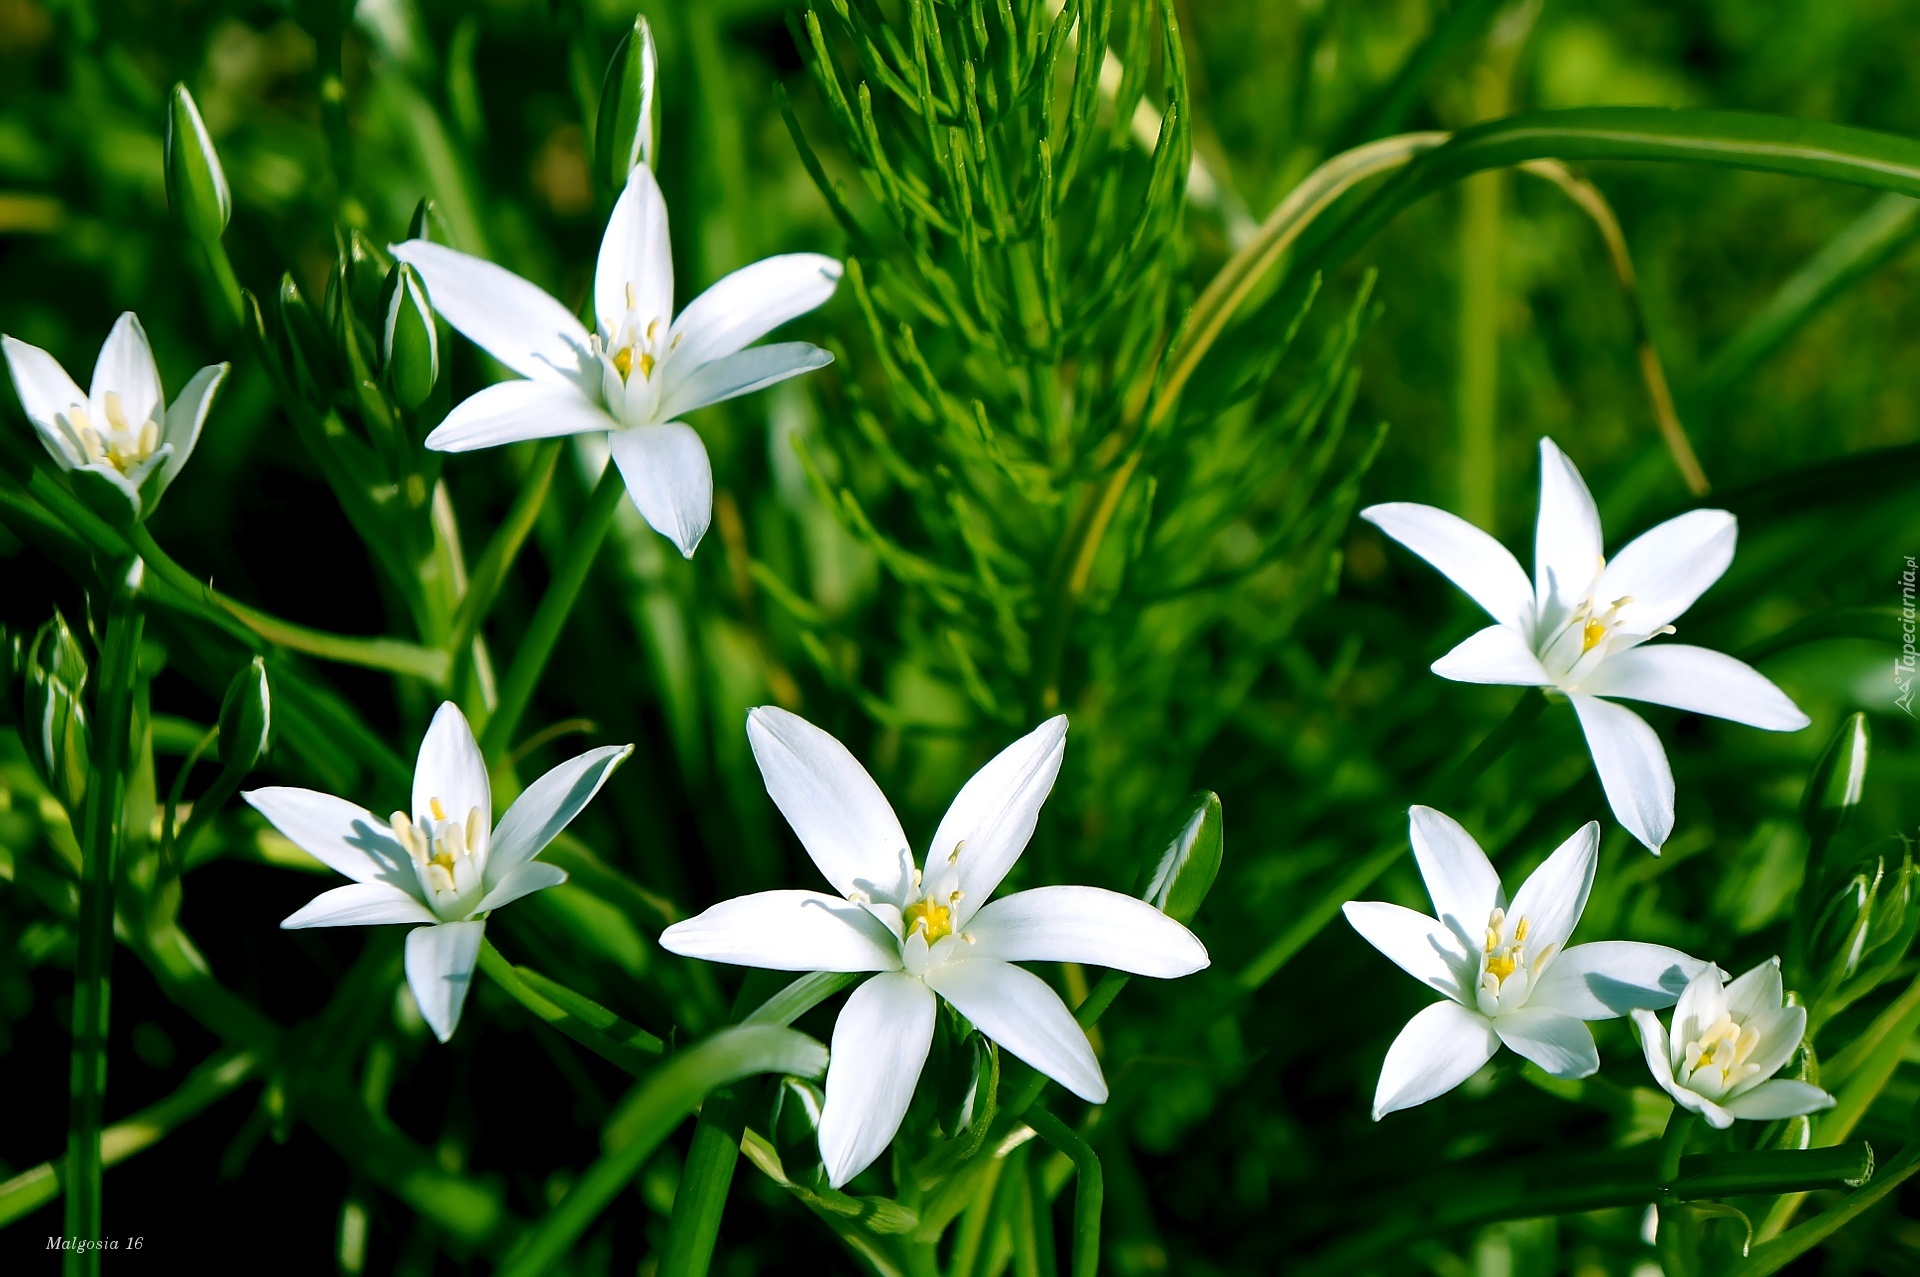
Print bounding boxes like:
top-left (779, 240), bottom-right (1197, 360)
top-left (638, 351), bottom-right (656, 379)
top-left (625, 283), bottom-right (636, 310)
top-left (904, 898), bottom-right (953, 944)
top-left (613, 346), bottom-right (634, 379)
top-left (1485, 952), bottom-right (1518, 981)
top-left (430, 797), bottom-right (447, 821)
top-left (949, 839), bottom-right (967, 865)
top-left (1513, 918), bottom-right (1529, 943)
top-left (645, 318), bottom-right (659, 342)
top-left (1581, 618), bottom-right (1608, 652)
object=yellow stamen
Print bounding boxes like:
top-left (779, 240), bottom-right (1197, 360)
top-left (613, 346), bottom-right (634, 380)
top-left (429, 797), bottom-right (447, 821)
top-left (1581, 618), bottom-right (1608, 652)
top-left (638, 351), bottom-right (656, 379)
top-left (904, 898), bottom-right (953, 944)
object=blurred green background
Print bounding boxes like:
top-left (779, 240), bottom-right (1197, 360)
top-left (3, 0), bottom-right (1920, 1272)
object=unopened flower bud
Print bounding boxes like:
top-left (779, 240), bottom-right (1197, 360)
top-left (1143, 791), bottom-right (1223, 925)
top-left (217, 656), bottom-right (272, 772)
top-left (382, 264), bottom-right (439, 411)
top-left (165, 83), bottom-right (231, 244)
top-left (1803, 712), bottom-right (1870, 850)
top-left (1809, 842), bottom-right (1918, 985)
top-left (22, 613), bottom-right (90, 811)
top-left (277, 273), bottom-right (334, 403)
top-left (594, 14), bottom-right (658, 195)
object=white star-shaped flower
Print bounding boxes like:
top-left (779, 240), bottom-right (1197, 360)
top-left (1345, 806), bottom-right (1707, 1118)
top-left (1363, 437), bottom-right (1810, 852)
top-left (662, 709), bottom-right (1210, 1186)
top-left (391, 165), bottom-right (840, 558)
top-left (245, 703), bottom-right (630, 1041)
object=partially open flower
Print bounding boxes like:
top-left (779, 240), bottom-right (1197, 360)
top-left (1632, 958), bottom-right (1834, 1129)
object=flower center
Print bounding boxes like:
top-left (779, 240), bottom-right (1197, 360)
top-left (904, 896), bottom-right (954, 944)
top-left (64, 392), bottom-right (159, 476)
top-left (391, 796), bottom-right (487, 905)
top-left (603, 287), bottom-right (679, 386)
top-left (1476, 907), bottom-right (1555, 1015)
top-left (1680, 1012), bottom-right (1762, 1098)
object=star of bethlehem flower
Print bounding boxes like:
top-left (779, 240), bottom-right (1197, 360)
top-left (1632, 958), bottom-right (1834, 1129)
top-left (1344, 806), bottom-right (1707, 1119)
top-left (660, 709), bottom-right (1211, 1188)
top-left (1362, 437), bottom-right (1811, 853)
top-left (244, 703), bottom-right (631, 1042)
top-left (390, 164), bottom-right (841, 559)
top-left (3, 312), bottom-right (227, 520)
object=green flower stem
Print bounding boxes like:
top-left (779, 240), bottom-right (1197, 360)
top-left (0, 1047), bottom-right (260, 1227)
top-left (658, 1089), bottom-right (747, 1277)
top-left (64, 571), bottom-right (142, 1274)
top-left (479, 463), bottom-right (627, 764)
top-left (196, 235), bottom-right (245, 332)
top-left (1657, 1107), bottom-right (1698, 1185)
top-left (475, 940), bottom-right (664, 1076)
top-left (1732, 1140), bottom-right (1918, 1277)
top-left (1025, 1105), bottom-right (1102, 1277)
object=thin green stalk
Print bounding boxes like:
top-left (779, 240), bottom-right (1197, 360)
top-left (1731, 1140), bottom-right (1917, 1277)
top-left (65, 569), bottom-right (142, 1273)
top-left (475, 940), bottom-right (663, 1076)
top-left (480, 464), bottom-right (627, 764)
top-left (1025, 1106), bottom-right (1101, 1277)
top-left (197, 237), bottom-right (245, 332)
top-left (658, 1089), bottom-right (746, 1277)
top-left (1657, 1107), bottom-right (1698, 1185)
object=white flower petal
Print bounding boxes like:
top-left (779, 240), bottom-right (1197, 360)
top-left (659, 889), bottom-right (904, 972)
top-left (157, 363), bottom-right (227, 490)
top-left (1533, 438), bottom-right (1605, 623)
top-left (818, 973), bottom-right (935, 1187)
top-left (1371, 999), bottom-right (1500, 1120)
top-left (486, 745), bottom-right (631, 881)
top-left (936, 716), bottom-right (1069, 927)
top-left (473, 861), bottom-right (568, 913)
top-left (609, 423), bottom-right (713, 558)
top-left (1733, 1005), bottom-right (1808, 1091)
top-left (1594, 508), bottom-right (1737, 633)
top-left (1341, 900), bottom-right (1471, 1003)
top-left (1631, 1008), bottom-right (1677, 1091)
top-left (1569, 695), bottom-right (1674, 854)
top-left (658, 341), bottom-right (833, 420)
top-left (242, 787), bottom-right (420, 893)
top-left (1723, 1080), bottom-right (1833, 1121)
top-left (1527, 942), bottom-right (1707, 1020)
top-left (1493, 1007), bottom-right (1598, 1078)
top-left (424, 380), bottom-right (616, 453)
top-left (90, 312), bottom-right (163, 434)
top-left (3, 334), bottom-right (87, 467)
top-left (405, 919), bottom-right (486, 1043)
top-left (1360, 502), bottom-right (1536, 635)
top-left (1724, 957), bottom-right (1784, 1023)
top-left (1506, 821), bottom-right (1599, 959)
top-left (746, 707), bottom-right (913, 905)
top-left (1407, 806), bottom-right (1503, 936)
top-left (966, 885), bottom-right (1209, 977)
top-left (282, 881), bottom-right (438, 928)
top-left (414, 702), bottom-right (491, 828)
top-left (1578, 645), bottom-right (1809, 731)
top-left (389, 240), bottom-right (593, 389)
top-left (924, 958), bottom-right (1106, 1103)
top-left (1672, 965), bottom-right (1730, 1055)
top-left (1431, 624), bottom-right (1552, 686)
top-left (668, 254), bottom-right (843, 372)
top-left (595, 163), bottom-right (674, 340)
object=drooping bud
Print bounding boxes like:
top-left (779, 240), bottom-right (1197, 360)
top-left (594, 14), bottom-right (658, 195)
top-left (165, 83), bottom-right (232, 244)
top-left (381, 264), bottom-right (439, 411)
top-left (217, 656), bottom-right (272, 772)
top-left (1142, 791), bottom-right (1223, 924)
top-left (21, 613), bottom-right (90, 811)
